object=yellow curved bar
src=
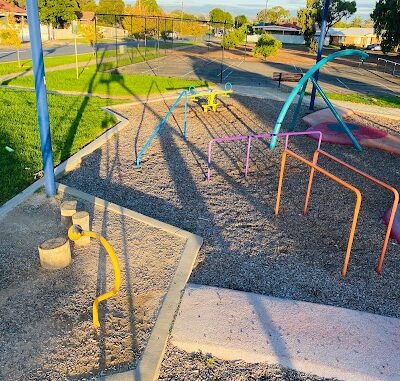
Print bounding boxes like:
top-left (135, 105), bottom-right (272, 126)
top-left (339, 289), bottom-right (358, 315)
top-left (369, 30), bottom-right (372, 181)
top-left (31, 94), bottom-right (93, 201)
top-left (68, 225), bottom-right (122, 328)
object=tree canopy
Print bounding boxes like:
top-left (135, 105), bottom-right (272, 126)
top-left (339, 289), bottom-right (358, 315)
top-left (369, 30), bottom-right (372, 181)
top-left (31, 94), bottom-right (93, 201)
top-left (209, 8), bottom-right (233, 27)
top-left (77, 0), bottom-right (96, 12)
top-left (234, 15), bottom-right (248, 28)
top-left (315, 0), bottom-right (357, 32)
top-left (298, 0), bottom-right (357, 47)
top-left (371, 0), bottom-right (400, 53)
top-left (257, 6), bottom-right (290, 24)
top-left (96, 0), bottom-right (125, 25)
top-left (38, 0), bottom-right (78, 28)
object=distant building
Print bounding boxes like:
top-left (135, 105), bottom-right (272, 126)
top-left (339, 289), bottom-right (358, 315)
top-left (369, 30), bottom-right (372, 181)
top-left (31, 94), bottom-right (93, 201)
top-left (251, 22), bottom-right (305, 45)
top-left (75, 11), bottom-right (95, 25)
top-left (316, 28), bottom-right (381, 48)
top-left (0, 0), bottom-right (27, 22)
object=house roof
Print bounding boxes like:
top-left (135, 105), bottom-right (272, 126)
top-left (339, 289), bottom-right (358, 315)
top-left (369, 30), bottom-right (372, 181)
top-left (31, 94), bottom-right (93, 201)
top-left (253, 23), bottom-right (301, 32)
top-left (316, 28), bottom-right (377, 37)
top-left (0, 0), bottom-right (26, 15)
top-left (75, 11), bottom-right (95, 21)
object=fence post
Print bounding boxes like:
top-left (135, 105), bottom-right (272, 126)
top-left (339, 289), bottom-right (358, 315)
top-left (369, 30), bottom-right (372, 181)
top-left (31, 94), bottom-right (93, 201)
top-left (220, 20), bottom-right (226, 83)
top-left (94, 15), bottom-right (98, 70)
top-left (115, 15), bottom-right (118, 69)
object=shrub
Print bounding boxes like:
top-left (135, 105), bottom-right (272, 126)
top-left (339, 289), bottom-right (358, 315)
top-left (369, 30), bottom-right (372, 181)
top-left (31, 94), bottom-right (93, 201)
top-left (254, 33), bottom-right (282, 59)
top-left (308, 39), bottom-right (318, 53)
top-left (221, 28), bottom-right (246, 49)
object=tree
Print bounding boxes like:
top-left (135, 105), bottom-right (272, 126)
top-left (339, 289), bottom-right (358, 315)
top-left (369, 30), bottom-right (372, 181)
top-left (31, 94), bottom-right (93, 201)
top-left (257, 6), bottom-right (290, 24)
top-left (234, 15), bottom-right (248, 28)
top-left (97, 0), bottom-right (125, 25)
top-left (254, 34), bottom-right (282, 59)
top-left (0, 15), bottom-right (22, 66)
top-left (79, 21), bottom-right (101, 48)
top-left (315, 0), bottom-right (356, 34)
top-left (168, 10), bottom-right (206, 39)
top-left (350, 16), bottom-right (362, 27)
top-left (122, 0), bottom-right (163, 38)
top-left (371, 0), bottom-right (400, 53)
top-left (38, 0), bottom-right (78, 30)
top-left (298, 0), bottom-right (317, 47)
top-left (209, 8), bottom-right (233, 27)
top-left (298, 0), bottom-right (356, 47)
top-left (221, 27), bottom-right (246, 49)
top-left (77, 0), bottom-right (96, 12)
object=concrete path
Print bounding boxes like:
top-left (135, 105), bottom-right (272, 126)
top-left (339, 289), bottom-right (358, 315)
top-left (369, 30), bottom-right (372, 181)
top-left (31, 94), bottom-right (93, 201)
top-left (230, 84), bottom-right (400, 120)
top-left (171, 284), bottom-right (400, 381)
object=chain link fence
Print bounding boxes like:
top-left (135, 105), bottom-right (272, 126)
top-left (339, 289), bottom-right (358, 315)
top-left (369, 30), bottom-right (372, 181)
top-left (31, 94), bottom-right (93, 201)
top-left (94, 14), bottom-right (241, 82)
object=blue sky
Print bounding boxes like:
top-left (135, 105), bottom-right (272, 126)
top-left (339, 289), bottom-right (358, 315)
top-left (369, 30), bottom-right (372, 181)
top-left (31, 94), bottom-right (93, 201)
top-left (152, 0), bottom-right (374, 19)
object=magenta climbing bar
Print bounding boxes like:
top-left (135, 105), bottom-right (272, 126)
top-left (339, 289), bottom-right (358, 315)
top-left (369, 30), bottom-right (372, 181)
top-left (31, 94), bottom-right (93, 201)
top-left (207, 131), bottom-right (322, 181)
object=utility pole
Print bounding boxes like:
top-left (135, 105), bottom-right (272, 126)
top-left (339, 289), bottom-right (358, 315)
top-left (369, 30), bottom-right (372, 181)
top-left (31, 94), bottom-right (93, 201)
top-left (181, 0), bottom-right (184, 35)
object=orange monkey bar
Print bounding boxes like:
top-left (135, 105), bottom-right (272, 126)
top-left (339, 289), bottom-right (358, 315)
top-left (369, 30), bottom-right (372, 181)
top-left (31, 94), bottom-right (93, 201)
top-left (306, 149), bottom-right (399, 274)
top-left (275, 149), bottom-right (362, 277)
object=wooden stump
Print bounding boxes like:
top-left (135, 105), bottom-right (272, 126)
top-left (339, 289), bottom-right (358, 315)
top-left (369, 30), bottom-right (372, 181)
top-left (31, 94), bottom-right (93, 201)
top-left (72, 211), bottom-right (90, 247)
top-left (38, 237), bottom-right (71, 269)
top-left (60, 200), bottom-right (78, 228)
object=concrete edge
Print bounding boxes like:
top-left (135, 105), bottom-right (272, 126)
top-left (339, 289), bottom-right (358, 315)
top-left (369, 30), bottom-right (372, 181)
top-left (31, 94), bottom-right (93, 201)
top-left (56, 183), bottom-right (194, 240)
top-left (57, 183), bottom-right (203, 381)
top-left (0, 106), bottom-right (129, 220)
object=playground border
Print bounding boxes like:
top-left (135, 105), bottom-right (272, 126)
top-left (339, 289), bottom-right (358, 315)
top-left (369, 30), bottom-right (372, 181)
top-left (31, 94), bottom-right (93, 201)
top-left (57, 183), bottom-right (203, 381)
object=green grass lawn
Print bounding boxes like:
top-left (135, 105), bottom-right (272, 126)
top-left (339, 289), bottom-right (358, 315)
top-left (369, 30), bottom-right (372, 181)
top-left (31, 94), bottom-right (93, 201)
top-left (2, 59), bottom-right (209, 97)
top-left (0, 88), bottom-right (121, 205)
top-left (323, 92), bottom-right (400, 109)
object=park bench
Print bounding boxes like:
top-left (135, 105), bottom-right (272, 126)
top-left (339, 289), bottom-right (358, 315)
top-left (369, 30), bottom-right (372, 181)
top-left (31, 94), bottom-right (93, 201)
top-left (272, 72), bottom-right (303, 87)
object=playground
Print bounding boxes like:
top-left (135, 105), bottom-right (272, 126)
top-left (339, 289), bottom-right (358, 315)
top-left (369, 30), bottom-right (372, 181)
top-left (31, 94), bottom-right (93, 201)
top-left (1, 5), bottom-right (400, 378)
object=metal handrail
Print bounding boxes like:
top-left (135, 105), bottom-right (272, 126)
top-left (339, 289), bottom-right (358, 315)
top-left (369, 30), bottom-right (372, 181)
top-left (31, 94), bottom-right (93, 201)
top-left (275, 148), bottom-right (362, 277)
top-left (308, 149), bottom-right (399, 274)
top-left (68, 225), bottom-right (122, 328)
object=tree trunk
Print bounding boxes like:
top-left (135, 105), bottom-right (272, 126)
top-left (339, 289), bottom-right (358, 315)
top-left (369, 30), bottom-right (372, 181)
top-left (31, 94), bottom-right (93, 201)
top-left (17, 49), bottom-right (20, 67)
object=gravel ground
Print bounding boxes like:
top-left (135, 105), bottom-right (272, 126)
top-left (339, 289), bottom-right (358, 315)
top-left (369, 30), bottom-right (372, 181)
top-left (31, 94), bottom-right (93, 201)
top-left (0, 192), bottom-right (185, 380)
top-left (62, 95), bottom-right (400, 318)
top-left (60, 95), bottom-right (400, 379)
top-left (158, 344), bottom-right (337, 381)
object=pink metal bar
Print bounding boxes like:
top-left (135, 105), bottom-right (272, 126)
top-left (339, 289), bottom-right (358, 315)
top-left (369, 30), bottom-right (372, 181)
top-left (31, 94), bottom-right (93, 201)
top-left (207, 131), bottom-right (322, 181)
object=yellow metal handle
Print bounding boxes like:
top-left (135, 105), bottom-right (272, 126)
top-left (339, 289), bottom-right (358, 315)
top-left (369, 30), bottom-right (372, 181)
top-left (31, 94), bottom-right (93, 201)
top-left (68, 225), bottom-right (122, 328)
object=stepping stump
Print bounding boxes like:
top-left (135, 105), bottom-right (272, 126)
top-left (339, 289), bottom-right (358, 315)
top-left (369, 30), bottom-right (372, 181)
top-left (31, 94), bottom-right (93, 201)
top-left (38, 237), bottom-right (71, 269)
top-left (60, 200), bottom-right (78, 228)
top-left (72, 211), bottom-right (90, 247)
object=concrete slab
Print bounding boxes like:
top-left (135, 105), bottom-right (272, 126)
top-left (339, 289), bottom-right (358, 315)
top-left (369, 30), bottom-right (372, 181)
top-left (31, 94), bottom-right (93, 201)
top-left (171, 284), bottom-right (400, 381)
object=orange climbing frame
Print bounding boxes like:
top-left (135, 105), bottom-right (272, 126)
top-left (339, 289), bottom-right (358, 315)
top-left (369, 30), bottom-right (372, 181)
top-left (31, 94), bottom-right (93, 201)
top-left (275, 149), bottom-right (362, 277)
top-left (306, 149), bottom-right (399, 274)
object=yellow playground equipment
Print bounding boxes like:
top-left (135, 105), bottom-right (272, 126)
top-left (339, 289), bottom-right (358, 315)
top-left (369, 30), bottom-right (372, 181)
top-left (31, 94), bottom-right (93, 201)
top-left (189, 83), bottom-right (233, 112)
top-left (68, 224), bottom-right (122, 328)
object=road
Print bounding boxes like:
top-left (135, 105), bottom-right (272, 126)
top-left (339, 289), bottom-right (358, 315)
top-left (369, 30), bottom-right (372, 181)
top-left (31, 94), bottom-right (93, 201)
top-left (0, 39), bottom-right (193, 63)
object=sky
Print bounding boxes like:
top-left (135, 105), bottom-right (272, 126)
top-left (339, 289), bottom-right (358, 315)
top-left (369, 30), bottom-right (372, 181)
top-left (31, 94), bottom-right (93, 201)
top-left (152, 0), bottom-right (375, 19)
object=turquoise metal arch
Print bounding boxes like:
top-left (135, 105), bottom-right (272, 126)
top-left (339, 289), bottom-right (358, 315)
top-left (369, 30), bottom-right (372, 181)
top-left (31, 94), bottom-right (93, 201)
top-left (269, 49), bottom-right (369, 151)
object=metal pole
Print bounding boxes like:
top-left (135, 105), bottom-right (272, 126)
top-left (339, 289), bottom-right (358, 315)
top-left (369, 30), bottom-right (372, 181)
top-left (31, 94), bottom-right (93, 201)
top-left (26, 0), bottom-right (56, 197)
top-left (220, 21), bottom-right (226, 83)
top-left (94, 16), bottom-right (98, 69)
top-left (144, 16), bottom-right (147, 59)
top-left (172, 19), bottom-right (174, 51)
top-left (157, 16), bottom-right (160, 57)
top-left (309, 0), bottom-right (330, 110)
top-left (115, 15), bottom-right (118, 68)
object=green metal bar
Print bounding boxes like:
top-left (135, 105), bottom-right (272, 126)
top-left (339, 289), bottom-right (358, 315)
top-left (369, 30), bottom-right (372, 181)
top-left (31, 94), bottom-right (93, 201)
top-left (310, 77), bottom-right (362, 151)
top-left (289, 82), bottom-right (307, 132)
top-left (270, 49), bottom-right (368, 149)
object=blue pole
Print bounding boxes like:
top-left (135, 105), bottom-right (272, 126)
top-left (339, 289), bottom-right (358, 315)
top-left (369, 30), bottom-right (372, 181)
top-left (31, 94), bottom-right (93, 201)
top-left (26, 0), bottom-right (56, 197)
top-left (309, 0), bottom-right (330, 110)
